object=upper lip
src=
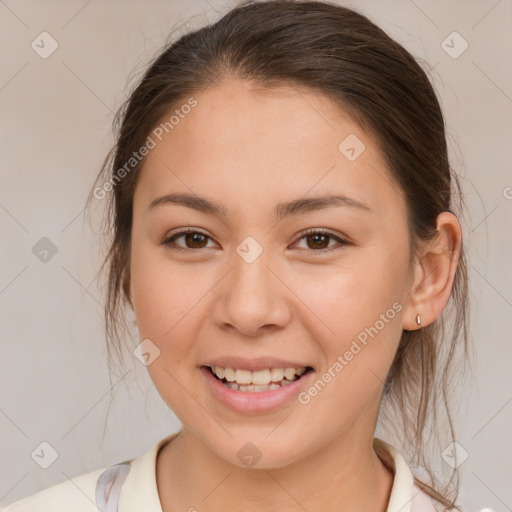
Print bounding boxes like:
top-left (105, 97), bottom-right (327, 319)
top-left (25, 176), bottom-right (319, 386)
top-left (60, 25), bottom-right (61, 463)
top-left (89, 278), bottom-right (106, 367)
top-left (201, 356), bottom-right (314, 372)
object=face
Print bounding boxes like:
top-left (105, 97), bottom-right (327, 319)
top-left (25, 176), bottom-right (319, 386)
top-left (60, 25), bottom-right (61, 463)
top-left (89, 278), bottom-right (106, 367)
top-left (129, 78), bottom-right (413, 468)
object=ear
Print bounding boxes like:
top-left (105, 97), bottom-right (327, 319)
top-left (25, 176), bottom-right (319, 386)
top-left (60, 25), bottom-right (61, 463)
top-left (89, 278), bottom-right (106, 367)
top-left (402, 212), bottom-right (462, 330)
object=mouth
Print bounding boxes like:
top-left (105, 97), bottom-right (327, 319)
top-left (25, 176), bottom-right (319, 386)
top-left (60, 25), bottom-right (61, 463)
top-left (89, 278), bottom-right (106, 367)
top-left (202, 365), bottom-right (315, 393)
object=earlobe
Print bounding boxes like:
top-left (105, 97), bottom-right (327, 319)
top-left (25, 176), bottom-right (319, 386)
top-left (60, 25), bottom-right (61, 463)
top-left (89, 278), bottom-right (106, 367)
top-left (402, 212), bottom-right (462, 330)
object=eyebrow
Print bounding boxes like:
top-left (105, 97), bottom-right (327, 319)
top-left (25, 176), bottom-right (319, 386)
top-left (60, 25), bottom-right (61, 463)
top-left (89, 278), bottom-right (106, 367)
top-left (146, 192), bottom-right (371, 220)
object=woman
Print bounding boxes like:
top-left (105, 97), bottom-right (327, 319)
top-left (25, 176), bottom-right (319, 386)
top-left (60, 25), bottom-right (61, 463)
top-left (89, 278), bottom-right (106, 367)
top-left (2, 0), bottom-right (470, 510)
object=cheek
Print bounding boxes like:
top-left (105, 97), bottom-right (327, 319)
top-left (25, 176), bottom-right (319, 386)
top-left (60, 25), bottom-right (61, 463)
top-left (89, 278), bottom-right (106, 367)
top-left (130, 239), bottom-right (199, 337)
top-left (292, 245), bottom-right (408, 376)
top-left (130, 242), bottom-right (205, 413)
top-left (291, 256), bottom-right (406, 422)
top-left (301, 253), bottom-right (404, 329)
top-left (129, 253), bottom-right (199, 403)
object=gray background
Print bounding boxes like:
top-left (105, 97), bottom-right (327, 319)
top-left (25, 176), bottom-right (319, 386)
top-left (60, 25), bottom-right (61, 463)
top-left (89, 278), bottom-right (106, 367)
top-left (0, 0), bottom-right (510, 510)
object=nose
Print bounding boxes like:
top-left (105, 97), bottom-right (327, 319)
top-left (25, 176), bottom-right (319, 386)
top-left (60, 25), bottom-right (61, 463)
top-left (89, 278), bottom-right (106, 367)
top-left (211, 248), bottom-right (292, 337)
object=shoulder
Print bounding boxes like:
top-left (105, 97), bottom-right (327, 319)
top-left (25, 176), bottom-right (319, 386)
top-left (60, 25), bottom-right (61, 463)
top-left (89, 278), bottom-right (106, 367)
top-left (1, 433), bottom-right (178, 512)
top-left (0, 464), bottom-right (112, 512)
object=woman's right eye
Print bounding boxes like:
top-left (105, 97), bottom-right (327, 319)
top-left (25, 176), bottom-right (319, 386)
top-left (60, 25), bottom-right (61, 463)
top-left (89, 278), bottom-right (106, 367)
top-left (161, 229), bottom-right (218, 251)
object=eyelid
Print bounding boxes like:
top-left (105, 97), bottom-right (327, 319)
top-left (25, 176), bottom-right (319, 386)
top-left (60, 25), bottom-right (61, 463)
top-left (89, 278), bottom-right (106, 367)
top-left (291, 228), bottom-right (350, 253)
top-left (161, 227), bottom-right (350, 254)
top-left (161, 227), bottom-right (219, 251)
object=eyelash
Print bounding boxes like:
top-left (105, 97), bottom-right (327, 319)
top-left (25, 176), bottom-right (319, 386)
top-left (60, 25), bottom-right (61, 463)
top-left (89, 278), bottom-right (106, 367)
top-left (160, 227), bottom-right (349, 255)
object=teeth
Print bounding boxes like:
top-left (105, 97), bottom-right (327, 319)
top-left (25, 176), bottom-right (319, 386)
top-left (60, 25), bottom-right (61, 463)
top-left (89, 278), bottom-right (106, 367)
top-left (284, 368), bottom-right (296, 380)
top-left (223, 381), bottom-right (295, 392)
top-left (252, 369), bottom-right (271, 385)
top-left (223, 367), bottom-right (236, 382)
top-left (210, 365), bottom-right (308, 386)
top-left (270, 368), bottom-right (284, 381)
top-left (235, 369), bottom-right (252, 385)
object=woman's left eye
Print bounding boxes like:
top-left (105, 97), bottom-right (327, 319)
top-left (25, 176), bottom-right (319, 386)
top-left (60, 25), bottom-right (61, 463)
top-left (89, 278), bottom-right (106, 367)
top-left (292, 229), bottom-right (348, 253)
top-left (161, 228), bottom-right (348, 253)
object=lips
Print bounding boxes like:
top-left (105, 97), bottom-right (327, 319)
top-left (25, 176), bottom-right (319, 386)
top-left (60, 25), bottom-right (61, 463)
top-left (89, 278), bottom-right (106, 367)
top-left (200, 364), bottom-right (315, 413)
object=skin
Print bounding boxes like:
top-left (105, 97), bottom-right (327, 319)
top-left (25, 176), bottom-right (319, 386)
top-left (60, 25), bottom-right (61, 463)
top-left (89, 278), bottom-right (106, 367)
top-left (128, 78), bottom-right (462, 512)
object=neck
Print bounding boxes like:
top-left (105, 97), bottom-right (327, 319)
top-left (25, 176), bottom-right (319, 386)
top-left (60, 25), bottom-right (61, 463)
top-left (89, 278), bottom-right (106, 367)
top-left (156, 427), bottom-right (394, 512)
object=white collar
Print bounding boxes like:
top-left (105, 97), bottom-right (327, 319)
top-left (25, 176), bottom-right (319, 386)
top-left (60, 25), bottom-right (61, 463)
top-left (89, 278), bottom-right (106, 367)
top-left (112, 433), bottom-right (435, 512)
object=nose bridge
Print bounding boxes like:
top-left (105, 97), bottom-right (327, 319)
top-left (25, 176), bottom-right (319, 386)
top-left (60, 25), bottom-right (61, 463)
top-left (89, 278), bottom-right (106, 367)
top-left (232, 244), bottom-right (273, 300)
top-left (214, 237), bottom-right (290, 335)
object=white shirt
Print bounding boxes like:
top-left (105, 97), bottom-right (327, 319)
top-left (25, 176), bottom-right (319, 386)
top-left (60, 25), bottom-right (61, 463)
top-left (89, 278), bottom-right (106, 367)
top-left (1, 433), bottom-right (444, 511)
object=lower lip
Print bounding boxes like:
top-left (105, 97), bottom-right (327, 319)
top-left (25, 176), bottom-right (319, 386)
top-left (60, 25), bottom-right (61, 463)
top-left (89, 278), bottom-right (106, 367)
top-left (200, 366), bottom-right (314, 414)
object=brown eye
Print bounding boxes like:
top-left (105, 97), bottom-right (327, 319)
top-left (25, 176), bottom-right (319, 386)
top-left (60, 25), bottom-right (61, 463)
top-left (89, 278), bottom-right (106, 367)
top-left (305, 233), bottom-right (331, 250)
top-left (294, 229), bottom-right (348, 254)
top-left (182, 232), bottom-right (208, 248)
top-left (161, 229), bottom-right (216, 251)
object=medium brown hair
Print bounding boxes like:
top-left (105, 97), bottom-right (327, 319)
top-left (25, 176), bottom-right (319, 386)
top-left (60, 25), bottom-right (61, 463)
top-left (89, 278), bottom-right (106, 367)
top-left (87, 0), bottom-right (470, 508)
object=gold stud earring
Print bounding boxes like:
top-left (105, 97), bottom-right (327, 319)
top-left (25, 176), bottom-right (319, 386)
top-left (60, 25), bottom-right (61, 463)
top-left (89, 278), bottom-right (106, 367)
top-left (415, 314), bottom-right (421, 326)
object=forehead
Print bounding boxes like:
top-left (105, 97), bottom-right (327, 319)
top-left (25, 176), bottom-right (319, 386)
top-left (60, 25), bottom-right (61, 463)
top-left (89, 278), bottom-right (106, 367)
top-left (135, 78), bottom-right (405, 220)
